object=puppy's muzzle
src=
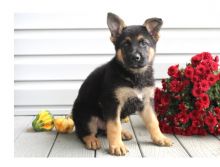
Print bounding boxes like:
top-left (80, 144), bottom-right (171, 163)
top-left (131, 53), bottom-right (141, 62)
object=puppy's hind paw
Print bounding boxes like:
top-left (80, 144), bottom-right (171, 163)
top-left (121, 130), bottom-right (133, 141)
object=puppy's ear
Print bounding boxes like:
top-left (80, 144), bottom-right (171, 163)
top-left (107, 12), bottom-right (125, 43)
top-left (143, 18), bottom-right (163, 41)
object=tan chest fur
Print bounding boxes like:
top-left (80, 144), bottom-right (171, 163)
top-left (115, 86), bottom-right (155, 111)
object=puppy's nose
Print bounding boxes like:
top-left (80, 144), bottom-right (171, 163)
top-left (132, 53), bottom-right (141, 62)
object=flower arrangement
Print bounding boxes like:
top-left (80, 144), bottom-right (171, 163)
top-left (155, 52), bottom-right (220, 135)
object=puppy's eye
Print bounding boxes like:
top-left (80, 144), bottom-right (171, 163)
top-left (123, 41), bottom-right (131, 47)
top-left (139, 40), bottom-right (149, 47)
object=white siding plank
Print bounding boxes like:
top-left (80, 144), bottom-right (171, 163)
top-left (14, 54), bottom-right (112, 64)
top-left (15, 29), bottom-right (220, 40)
top-left (175, 135), bottom-right (220, 157)
top-left (14, 81), bottom-right (80, 106)
top-left (14, 0), bottom-right (220, 29)
top-left (15, 88), bottom-right (77, 106)
top-left (13, 63), bottom-right (178, 81)
top-left (130, 115), bottom-right (189, 157)
top-left (14, 29), bottom-right (220, 55)
top-left (14, 55), bottom-right (195, 81)
top-left (14, 64), bottom-right (98, 81)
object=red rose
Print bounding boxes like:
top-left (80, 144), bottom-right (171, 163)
top-left (207, 73), bottom-right (218, 86)
top-left (200, 80), bottom-right (210, 91)
top-left (169, 80), bottom-right (183, 93)
top-left (214, 107), bottom-right (220, 115)
top-left (202, 52), bottom-right (212, 60)
top-left (168, 64), bottom-right (179, 78)
top-left (184, 65), bottom-right (194, 79)
top-left (192, 86), bottom-right (202, 97)
top-left (191, 119), bottom-right (201, 128)
top-left (204, 112), bottom-right (218, 129)
top-left (194, 94), bottom-right (210, 110)
top-left (179, 113), bottom-right (189, 124)
top-left (195, 64), bottom-right (207, 76)
top-left (214, 56), bottom-right (219, 63)
top-left (192, 75), bottom-right (200, 82)
top-left (201, 57), bottom-right (219, 72)
top-left (195, 100), bottom-right (205, 110)
top-left (199, 93), bottom-right (210, 108)
top-left (174, 112), bottom-right (189, 125)
top-left (209, 61), bottom-right (218, 71)
top-left (160, 94), bottom-right (170, 106)
top-left (191, 53), bottom-right (203, 66)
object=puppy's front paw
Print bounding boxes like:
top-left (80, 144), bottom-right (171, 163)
top-left (82, 135), bottom-right (101, 150)
top-left (109, 142), bottom-right (129, 156)
top-left (152, 136), bottom-right (173, 147)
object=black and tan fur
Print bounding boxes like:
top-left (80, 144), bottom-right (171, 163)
top-left (72, 13), bottom-right (172, 156)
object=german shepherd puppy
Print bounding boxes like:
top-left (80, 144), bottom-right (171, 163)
top-left (72, 12), bottom-right (172, 156)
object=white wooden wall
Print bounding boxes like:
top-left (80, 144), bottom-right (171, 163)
top-left (14, 0), bottom-right (220, 115)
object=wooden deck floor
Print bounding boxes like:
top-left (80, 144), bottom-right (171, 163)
top-left (14, 115), bottom-right (220, 157)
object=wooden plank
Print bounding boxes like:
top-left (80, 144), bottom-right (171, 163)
top-left (14, 116), bottom-right (33, 140)
top-left (14, 29), bottom-right (220, 55)
top-left (14, 117), bottom-right (57, 157)
top-left (175, 135), bottom-right (220, 157)
top-left (96, 121), bottom-right (142, 157)
top-left (130, 115), bottom-right (189, 157)
top-left (49, 132), bottom-right (95, 157)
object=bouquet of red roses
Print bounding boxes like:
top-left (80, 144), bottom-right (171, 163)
top-left (155, 52), bottom-right (220, 135)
